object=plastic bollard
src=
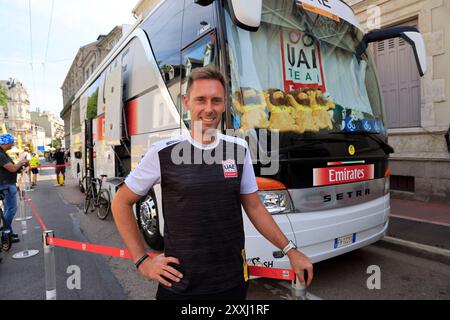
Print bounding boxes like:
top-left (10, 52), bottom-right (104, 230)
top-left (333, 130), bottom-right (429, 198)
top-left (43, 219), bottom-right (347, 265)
top-left (291, 273), bottom-right (307, 300)
top-left (43, 230), bottom-right (57, 300)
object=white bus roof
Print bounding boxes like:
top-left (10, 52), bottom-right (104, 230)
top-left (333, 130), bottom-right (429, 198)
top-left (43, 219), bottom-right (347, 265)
top-left (73, 0), bottom-right (361, 104)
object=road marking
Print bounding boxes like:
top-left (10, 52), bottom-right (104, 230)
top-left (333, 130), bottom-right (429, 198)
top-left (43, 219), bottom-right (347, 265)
top-left (390, 214), bottom-right (450, 228)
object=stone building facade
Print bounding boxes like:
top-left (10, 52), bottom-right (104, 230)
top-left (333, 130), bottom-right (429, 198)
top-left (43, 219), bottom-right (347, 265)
top-left (0, 79), bottom-right (32, 143)
top-left (60, 26), bottom-right (125, 149)
top-left (0, 79), bottom-right (65, 152)
top-left (30, 123), bottom-right (47, 152)
top-left (30, 110), bottom-right (65, 145)
top-left (347, 0), bottom-right (450, 203)
top-left (132, 0), bottom-right (160, 19)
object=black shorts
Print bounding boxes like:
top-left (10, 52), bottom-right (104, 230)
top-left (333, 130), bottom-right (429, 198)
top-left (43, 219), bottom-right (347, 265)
top-left (31, 168), bottom-right (39, 174)
top-left (156, 281), bottom-right (249, 301)
top-left (55, 166), bottom-right (65, 175)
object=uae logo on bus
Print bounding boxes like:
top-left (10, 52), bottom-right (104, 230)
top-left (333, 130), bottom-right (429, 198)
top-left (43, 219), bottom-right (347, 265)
top-left (280, 28), bottom-right (326, 92)
top-left (222, 159), bottom-right (238, 178)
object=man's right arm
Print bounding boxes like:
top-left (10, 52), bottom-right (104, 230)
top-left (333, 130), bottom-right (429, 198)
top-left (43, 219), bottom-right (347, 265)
top-left (112, 183), bottom-right (183, 287)
top-left (111, 184), bottom-right (147, 263)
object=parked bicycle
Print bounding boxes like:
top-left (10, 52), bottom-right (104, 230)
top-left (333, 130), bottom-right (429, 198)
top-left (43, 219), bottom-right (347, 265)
top-left (79, 167), bottom-right (94, 194)
top-left (0, 193), bottom-right (12, 260)
top-left (84, 174), bottom-right (111, 220)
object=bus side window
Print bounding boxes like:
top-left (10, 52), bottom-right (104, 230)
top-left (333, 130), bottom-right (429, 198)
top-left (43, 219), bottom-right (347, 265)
top-left (140, 0), bottom-right (183, 108)
top-left (182, 0), bottom-right (215, 49)
top-left (71, 99), bottom-right (81, 135)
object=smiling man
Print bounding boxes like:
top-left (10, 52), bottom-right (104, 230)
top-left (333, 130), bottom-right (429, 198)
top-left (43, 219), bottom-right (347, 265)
top-left (112, 66), bottom-right (313, 300)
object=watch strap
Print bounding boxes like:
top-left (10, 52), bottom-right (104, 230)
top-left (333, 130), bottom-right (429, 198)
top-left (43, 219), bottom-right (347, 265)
top-left (282, 240), bottom-right (297, 255)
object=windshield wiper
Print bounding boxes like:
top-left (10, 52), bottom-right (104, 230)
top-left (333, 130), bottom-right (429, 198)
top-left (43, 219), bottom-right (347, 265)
top-left (330, 131), bottom-right (394, 154)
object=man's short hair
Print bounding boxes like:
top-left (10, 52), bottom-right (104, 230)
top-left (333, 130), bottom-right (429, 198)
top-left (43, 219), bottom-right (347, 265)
top-left (186, 66), bottom-right (227, 98)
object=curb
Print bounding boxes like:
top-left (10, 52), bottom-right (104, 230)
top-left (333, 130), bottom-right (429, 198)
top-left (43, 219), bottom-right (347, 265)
top-left (375, 236), bottom-right (450, 265)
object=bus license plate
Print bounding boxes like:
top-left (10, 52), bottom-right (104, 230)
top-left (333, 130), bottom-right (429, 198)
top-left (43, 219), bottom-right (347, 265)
top-left (334, 234), bottom-right (356, 249)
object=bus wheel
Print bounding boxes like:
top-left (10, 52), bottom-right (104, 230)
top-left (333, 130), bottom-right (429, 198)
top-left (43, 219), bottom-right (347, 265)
top-left (138, 193), bottom-right (163, 251)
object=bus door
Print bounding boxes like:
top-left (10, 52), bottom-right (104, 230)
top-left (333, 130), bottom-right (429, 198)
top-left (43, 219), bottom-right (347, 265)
top-left (84, 119), bottom-right (94, 182)
top-left (180, 32), bottom-right (218, 129)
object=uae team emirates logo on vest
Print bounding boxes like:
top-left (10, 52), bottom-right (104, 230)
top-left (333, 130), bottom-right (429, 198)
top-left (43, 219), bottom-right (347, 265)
top-left (222, 159), bottom-right (238, 178)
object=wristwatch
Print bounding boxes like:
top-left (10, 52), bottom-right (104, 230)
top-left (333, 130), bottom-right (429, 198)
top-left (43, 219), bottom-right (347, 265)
top-left (282, 240), bottom-right (297, 255)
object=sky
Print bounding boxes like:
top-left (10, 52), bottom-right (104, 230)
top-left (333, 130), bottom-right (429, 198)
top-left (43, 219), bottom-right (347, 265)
top-left (0, 0), bottom-right (137, 118)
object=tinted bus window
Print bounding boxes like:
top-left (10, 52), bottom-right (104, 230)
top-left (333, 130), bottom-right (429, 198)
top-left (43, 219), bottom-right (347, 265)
top-left (87, 78), bottom-right (100, 120)
top-left (181, 33), bottom-right (217, 128)
top-left (71, 99), bottom-right (81, 134)
top-left (141, 0), bottom-right (183, 105)
top-left (182, 0), bottom-right (216, 49)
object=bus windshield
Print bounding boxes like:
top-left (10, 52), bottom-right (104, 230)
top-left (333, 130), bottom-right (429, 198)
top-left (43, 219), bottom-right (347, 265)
top-left (225, 0), bottom-right (386, 137)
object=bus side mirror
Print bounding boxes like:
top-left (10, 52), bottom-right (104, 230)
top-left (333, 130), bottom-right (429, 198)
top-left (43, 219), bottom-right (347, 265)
top-left (356, 26), bottom-right (427, 77)
top-left (227, 0), bottom-right (262, 32)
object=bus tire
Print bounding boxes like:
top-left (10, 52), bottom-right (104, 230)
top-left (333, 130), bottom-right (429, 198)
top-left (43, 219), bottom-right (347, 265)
top-left (137, 191), bottom-right (164, 251)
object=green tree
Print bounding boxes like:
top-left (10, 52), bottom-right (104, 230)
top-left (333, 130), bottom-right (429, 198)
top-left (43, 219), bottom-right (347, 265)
top-left (48, 138), bottom-right (61, 149)
top-left (0, 83), bottom-right (8, 107)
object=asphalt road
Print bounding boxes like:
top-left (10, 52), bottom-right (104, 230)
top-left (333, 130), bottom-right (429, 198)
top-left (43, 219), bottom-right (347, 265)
top-left (0, 168), bottom-right (126, 300)
top-left (387, 218), bottom-right (450, 250)
top-left (248, 243), bottom-right (449, 300)
top-left (1, 166), bottom-right (448, 300)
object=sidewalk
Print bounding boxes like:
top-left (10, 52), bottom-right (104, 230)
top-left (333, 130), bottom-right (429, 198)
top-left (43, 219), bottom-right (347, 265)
top-left (385, 196), bottom-right (450, 252)
top-left (391, 198), bottom-right (450, 227)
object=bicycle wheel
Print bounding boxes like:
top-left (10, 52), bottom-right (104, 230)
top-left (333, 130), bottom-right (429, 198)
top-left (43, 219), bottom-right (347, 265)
top-left (84, 187), bottom-right (93, 214)
top-left (0, 213), bottom-right (11, 252)
top-left (79, 175), bottom-right (88, 193)
top-left (96, 189), bottom-right (111, 220)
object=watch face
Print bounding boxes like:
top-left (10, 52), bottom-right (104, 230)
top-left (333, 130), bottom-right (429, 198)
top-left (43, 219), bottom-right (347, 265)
top-left (283, 241), bottom-right (297, 255)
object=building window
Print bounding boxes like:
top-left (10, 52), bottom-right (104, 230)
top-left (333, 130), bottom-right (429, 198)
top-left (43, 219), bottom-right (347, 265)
top-left (374, 20), bottom-right (421, 129)
top-left (390, 175), bottom-right (415, 192)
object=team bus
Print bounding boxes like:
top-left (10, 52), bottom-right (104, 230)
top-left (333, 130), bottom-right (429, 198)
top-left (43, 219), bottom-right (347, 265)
top-left (70, 0), bottom-right (426, 267)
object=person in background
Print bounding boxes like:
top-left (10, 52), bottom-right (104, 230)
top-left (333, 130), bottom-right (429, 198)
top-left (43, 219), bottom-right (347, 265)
top-left (65, 150), bottom-right (70, 165)
top-left (54, 147), bottom-right (66, 186)
top-left (29, 152), bottom-right (40, 187)
top-left (0, 134), bottom-right (29, 243)
top-left (20, 147), bottom-right (32, 187)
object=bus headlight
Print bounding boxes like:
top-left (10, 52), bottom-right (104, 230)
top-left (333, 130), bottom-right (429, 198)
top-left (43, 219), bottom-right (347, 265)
top-left (258, 190), bottom-right (294, 215)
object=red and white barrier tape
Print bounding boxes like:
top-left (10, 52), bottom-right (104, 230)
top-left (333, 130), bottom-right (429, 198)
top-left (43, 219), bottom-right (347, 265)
top-left (44, 235), bottom-right (295, 281)
top-left (24, 194), bottom-right (48, 231)
top-left (27, 192), bottom-right (295, 281)
top-left (34, 164), bottom-right (70, 169)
